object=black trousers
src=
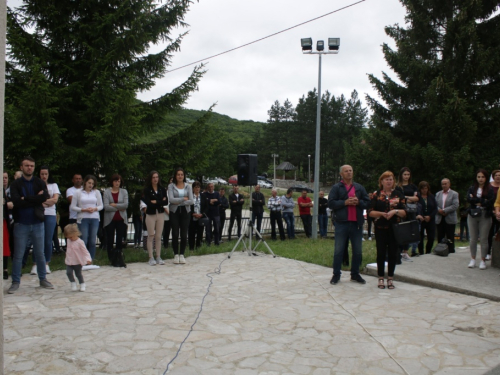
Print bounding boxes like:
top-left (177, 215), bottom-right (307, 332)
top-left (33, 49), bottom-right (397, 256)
top-left (206, 216), bottom-right (220, 245)
top-left (488, 216), bottom-right (500, 254)
top-left (105, 220), bottom-right (126, 263)
top-left (162, 220), bottom-right (171, 248)
top-left (228, 211), bottom-right (242, 239)
top-left (270, 211), bottom-right (285, 240)
top-left (219, 213), bottom-right (226, 240)
top-left (436, 220), bottom-right (456, 253)
top-left (418, 219), bottom-right (436, 254)
top-left (170, 207), bottom-right (190, 255)
top-left (301, 215), bottom-right (312, 237)
top-left (188, 218), bottom-right (204, 250)
top-left (375, 228), bottom-right (398, 277)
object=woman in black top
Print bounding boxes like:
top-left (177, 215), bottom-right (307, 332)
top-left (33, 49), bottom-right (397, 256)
top-left (143, 171), bottom-right (168, 266)
top-left (396, 167), bottom-right (418, 261)
top-left (416, 181), bottom-right (437, 255)
top-left (368, 171), bottom-right (407, 290)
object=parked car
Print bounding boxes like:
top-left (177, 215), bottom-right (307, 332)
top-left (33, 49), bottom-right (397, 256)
top-left (257, 176), bottom-right (273, 186)
top-left (258, 180), bottom-right (272, 189)
top-left (186, 177), bottom-right (195, 184)
top-left (289, 184), bottom-right (314, 193)
top-left (228, 175), bottom-right (238, 185)
top-left (215, 177), bottom-right (228, 185)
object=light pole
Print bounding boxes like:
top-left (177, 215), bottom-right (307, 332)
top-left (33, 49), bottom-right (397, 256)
top-left (308, 154), bottom-right (311, 186)
top-left (272, 153), bottom-right (279, 188)
top-left (301, 37), bottom-right (340, 239)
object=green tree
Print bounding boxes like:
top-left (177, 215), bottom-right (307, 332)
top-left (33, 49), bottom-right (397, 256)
top-left (6, 0), bottom-right (205, 183)
top-left (352, 0), bottom-right (500, 192)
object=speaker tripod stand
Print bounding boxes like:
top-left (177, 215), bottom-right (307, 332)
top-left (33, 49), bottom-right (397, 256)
top-left (228, 209), bottom-right (276, 259)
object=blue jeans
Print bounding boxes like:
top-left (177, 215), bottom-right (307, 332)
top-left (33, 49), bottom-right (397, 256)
top-left (44, 215), bottom-right (57, 263)
top-left (333, 221), bottom-right (363, 277)
top-left (12, 222), bottom-right (46, 283)
top-left (78, 218), bottom-right (100, 259)
top-left (283, 212), bottom-right (295, 239)
top-left (318, 214), bottom-right (328, 237)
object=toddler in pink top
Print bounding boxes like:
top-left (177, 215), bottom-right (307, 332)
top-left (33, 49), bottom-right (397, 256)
top-left (64, 224), bottom-right (92, 292)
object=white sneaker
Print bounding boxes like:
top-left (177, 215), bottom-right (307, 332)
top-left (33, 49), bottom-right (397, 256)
top-left (173, 254), bottom-right (180, 264)
top-left (179, 255), bottom-right (186, 264)
top-left (80, 283), bottom-right (86, 292)
top-left (368, 237), bottom-right (372, 241)
top-left (402, 253), bottom-right (413, 262)
top-left (468, 259), bottom-right (476, 268)
top-left (46, 265), bottom-right (51, 274)
top-left (30, 265), bottom-right (37, 275)
top-left (486, 254), bottom-right (491, 261)
top-left (479, 261), bottom-right (486, 270)
top-left (156, 257), bottom-right (165, 265)
top-left (148, 257), bottom-right (156, 266)
top-left (362, 238), bottom-right (366, 241)
top-left (71, 282), bottom-right (77, 291)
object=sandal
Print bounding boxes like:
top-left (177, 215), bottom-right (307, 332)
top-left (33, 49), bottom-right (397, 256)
top-left (378, 278), bottom-right (385, 289)
top-left (387, 278), bottom-right (395, 290)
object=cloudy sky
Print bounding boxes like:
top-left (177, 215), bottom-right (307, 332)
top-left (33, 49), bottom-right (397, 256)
top-left (138, 0), bottom-right (408, 123)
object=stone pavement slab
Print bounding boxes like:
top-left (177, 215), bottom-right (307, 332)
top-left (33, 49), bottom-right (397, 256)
top-left (366, 245), bottom-right (500, 301)
top-left (3, 252), bottom-right (500, 374)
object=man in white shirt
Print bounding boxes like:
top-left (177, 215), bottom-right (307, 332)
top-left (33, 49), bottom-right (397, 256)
top-left (66, 174), bottom-right (83, 224)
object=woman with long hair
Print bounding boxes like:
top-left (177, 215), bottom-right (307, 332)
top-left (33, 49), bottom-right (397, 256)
top-left (143, 171), bottom-right (168, 266)
top-left (467, 169), bottom-right (495, 269)
top-left (396, 167), bottom-right (418, 261)
top-left (69, 175), bottom-right (103, 260)
top-left (416, 181), bottom-right (437, 254)
top-left (103, 174), bottom-right (129, 266)
top-left (368, 171), bottom-right (407, 290)
top-left (39, 166), bottom-right (60, 274)
top-left (168, 168), bottom-right (193, 264)
top-left (487, 170), bottom-right (500, 260)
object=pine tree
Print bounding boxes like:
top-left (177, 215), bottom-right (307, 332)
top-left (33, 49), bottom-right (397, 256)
top-left (358, 0), bottom-right (500, 191)
top-left (6, 0), bottom-right (205, 182)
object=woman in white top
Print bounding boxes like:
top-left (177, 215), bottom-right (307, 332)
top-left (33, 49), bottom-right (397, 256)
top-left (69, 175), bottom-right (103, 260)
top-left (167, 168), bottom-right (193, 264)
top-left (39, 166), bottom-right (60, 274)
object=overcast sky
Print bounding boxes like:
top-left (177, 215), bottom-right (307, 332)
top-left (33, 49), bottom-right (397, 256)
top-left (138, 0), bottom-right (408, 123)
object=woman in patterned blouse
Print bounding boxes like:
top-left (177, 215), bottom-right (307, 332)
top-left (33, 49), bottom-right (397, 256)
top-left (368, 171), bottom-right (406, 290)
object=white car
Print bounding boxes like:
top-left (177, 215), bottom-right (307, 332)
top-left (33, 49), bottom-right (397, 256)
top-left (215, 177), bottom-right (228, 185)
top-left (258, 181), bottom-right (272, 189)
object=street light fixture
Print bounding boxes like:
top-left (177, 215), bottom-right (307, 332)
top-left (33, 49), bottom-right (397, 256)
top-left (308, 154), bottom-right (311, 186)
top-left (272, 154), bottom-right (279, 187)
top-left (301, 37), bottom-right (340, 239)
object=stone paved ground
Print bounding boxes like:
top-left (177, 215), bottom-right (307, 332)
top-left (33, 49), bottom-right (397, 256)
top-left (3, 252), bottom-right (500, 374)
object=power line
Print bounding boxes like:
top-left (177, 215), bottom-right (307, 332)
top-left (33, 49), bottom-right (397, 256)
top-left (166, 0), bottom-right (366, 73)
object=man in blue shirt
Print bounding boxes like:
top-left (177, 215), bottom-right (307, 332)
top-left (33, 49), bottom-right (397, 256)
top-left (8, 156), bottom-right (53, 294)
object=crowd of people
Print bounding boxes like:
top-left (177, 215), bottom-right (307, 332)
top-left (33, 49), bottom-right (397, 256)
top-left (3, 157), bottom-right (500, 294)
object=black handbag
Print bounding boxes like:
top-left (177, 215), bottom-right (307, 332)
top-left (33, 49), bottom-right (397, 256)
top-left (469, 207), bottom-right (482, 218)
top-left (392, 220), bottom-right (420, 245)
top-left (405, 203), bottom-right (418, 221)
top-left (198, 214), bottom-right (209, 227)
top-left (433, 239), bottom-right (449, 257)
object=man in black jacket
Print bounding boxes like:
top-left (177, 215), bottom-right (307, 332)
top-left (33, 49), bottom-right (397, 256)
top-left (328, 165), bottom-right (370, 285)
top-left (251, 184), bottom-right (265, 238)
top-left (228, 185), bottom-right (244, 241)
top-left (218, 187), bottom-right (229, 241)
top-left (8, 156), bottom-right (53, 294)
top-left (203, 182), bottom-right (221, 245)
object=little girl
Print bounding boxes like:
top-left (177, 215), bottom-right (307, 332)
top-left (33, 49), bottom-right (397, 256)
top-left (64, 224), bottom-right (92, 292)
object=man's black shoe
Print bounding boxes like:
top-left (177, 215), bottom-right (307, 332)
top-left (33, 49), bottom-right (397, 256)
top-left (330, 275), bottom-right (340, 285)
top-left (350, 274), bottom-right (366, 284)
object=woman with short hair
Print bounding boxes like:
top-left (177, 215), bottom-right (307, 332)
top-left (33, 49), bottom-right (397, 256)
top-left (103, 174), bottom-right (129, 266)
top-left (396, 167), bottom-right (418, 261)
top-left (467, 169), bottom-right (495, 270)
top-left (69, 175), bottom-right (103, 260)
top-left (368, 171), bottom-right (407, 290)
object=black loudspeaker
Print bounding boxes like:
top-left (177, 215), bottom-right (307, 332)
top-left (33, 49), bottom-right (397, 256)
top-left (237, 154), bottom-right (258, 186)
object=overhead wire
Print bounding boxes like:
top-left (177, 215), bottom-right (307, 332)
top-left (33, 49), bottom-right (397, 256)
top-left (166, 0), bottom-right (366, 74)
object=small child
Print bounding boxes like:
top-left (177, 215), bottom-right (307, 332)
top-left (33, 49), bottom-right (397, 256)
top-left (64, 224), bottom-right (92, 292)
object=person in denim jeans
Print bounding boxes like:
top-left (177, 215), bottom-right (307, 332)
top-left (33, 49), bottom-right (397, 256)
top-left (328, 165), bottom-right (370, 285)
top-left (318, 190), bottom-right (329, 238)
top-left (8, 156), bottom-right (53, 294)
top-left (281, 188), bottom-right (296, 239)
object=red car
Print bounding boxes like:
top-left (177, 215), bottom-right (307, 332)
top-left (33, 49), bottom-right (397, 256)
top-left (228, 175), bottom-right (237, 185)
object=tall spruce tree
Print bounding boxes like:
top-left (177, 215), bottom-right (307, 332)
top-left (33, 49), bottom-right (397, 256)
top-left (355, 0), bottom-right (500, 191)
top-left (5, 0), bottom-right (205, 182)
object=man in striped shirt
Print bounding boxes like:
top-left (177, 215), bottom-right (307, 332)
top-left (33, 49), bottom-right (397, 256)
top-left (267, 189), bottom-right (285, 240)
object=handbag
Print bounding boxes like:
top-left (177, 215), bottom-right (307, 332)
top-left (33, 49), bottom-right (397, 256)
top-left (392, 220), bottom-right (420, 245)
top-left (469, 207), bottom-right (482, 218)
top-left (405, 203), bottom-right (418, 221)
top-left (198, 214), bottom-right (209, 227)
top-left (433, 239), bottom-right (449, 257)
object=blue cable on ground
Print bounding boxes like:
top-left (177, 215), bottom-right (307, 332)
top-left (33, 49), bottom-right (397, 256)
top-left (162, 256), bottom-right (228, 374)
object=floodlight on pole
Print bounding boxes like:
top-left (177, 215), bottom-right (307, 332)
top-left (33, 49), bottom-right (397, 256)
top-left (301, 37), bottom-right (340, 239)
